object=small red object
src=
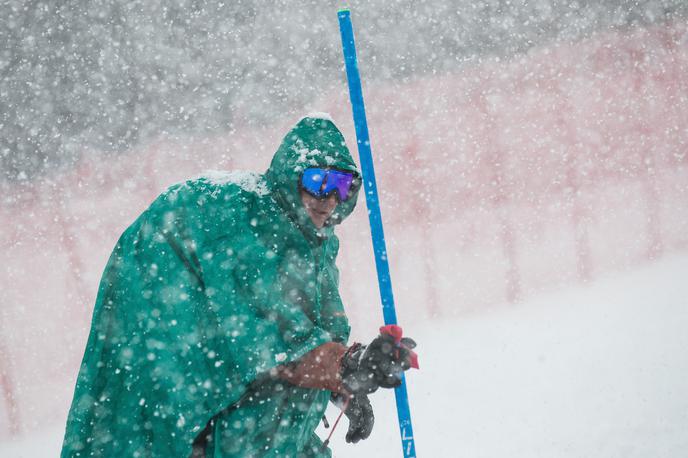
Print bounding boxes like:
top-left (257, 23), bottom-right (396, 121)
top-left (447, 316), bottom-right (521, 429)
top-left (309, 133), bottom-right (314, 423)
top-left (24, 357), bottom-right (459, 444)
top-left (379, 324), bottom-right (403, 343)
top-left (408, 352), bottom-right (419, 370)
top-left (379, 324), bottom-right (419, 369)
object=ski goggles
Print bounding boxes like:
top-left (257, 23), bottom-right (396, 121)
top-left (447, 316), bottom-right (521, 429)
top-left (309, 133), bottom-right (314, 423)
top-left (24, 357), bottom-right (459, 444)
top-left (300, 168), bottom-right (359, 202)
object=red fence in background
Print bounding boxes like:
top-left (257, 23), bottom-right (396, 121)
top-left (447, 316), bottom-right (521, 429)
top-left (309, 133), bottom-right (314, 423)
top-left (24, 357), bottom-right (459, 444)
top-left (1, 21), bottom-right (687, 438)
top-left (328, 21), bottom-right (688, 314)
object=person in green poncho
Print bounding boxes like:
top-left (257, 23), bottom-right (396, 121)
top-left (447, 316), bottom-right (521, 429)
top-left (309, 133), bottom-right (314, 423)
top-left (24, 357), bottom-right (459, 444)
top-left (61, 115), bottom-right (417, 458)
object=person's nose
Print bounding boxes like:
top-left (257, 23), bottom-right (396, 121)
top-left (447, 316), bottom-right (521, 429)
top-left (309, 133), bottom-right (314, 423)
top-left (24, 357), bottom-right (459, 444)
top-left (314, 194), bottom-right (337, 212)
top-left (324, 194), bottom-right (338, 210)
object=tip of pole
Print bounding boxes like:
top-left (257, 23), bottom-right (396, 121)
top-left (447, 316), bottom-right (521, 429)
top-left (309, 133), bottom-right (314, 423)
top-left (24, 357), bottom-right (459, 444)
top-left (338, 7), bottom-right (350, 15)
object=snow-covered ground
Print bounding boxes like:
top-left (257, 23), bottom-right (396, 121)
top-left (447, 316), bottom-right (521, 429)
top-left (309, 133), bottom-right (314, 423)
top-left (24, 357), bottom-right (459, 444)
top-left (328, 253), bottom-right (688, 457)
top-left (2, 253), bottom-right (687, 457)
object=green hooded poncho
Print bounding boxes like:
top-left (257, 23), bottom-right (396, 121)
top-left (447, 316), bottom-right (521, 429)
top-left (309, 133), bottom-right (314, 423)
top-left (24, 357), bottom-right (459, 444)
top-left (61, 116), bottom-right (361, 457)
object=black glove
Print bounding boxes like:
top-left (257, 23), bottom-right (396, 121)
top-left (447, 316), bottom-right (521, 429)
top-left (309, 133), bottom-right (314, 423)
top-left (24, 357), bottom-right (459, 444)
top-left (341, 331), bottom-right (417, 395)
top-left (332, 393), bottom-right (374, 443)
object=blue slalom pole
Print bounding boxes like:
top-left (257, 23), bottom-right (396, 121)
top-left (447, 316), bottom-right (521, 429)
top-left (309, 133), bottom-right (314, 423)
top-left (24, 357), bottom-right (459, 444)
top-left (338, 9), bottom-right (417, 458)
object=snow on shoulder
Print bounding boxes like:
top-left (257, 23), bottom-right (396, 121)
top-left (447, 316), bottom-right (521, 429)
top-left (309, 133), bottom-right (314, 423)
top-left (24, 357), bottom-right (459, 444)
top-left (199, 170), bottom-right (269, 196)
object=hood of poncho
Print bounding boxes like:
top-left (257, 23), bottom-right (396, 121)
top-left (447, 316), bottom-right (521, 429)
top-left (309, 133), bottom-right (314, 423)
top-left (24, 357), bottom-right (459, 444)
top-left (265, 115), bottom-right (360, 242)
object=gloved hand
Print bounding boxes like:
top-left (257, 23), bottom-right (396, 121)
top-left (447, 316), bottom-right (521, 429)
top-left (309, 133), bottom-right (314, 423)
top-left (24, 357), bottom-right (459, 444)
top-left (332, 393), bottom-right (374, 443)
top-left (341, 325), bottom-right (418, 395)
top-left (275, 325), bottom-right (418, 396)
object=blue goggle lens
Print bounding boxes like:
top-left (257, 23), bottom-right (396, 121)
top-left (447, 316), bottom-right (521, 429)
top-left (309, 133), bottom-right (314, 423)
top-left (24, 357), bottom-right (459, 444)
top-left (301, 168), bottom-right (356, 202)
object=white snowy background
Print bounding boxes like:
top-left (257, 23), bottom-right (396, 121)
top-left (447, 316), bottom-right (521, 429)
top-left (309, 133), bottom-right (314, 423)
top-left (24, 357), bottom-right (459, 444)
top-left (1, 1), bottom-right (687, 457)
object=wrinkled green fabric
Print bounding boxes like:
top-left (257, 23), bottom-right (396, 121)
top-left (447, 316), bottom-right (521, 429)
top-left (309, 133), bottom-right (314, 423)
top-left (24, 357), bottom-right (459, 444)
top-left (61, 116), bottom-right (361, 458)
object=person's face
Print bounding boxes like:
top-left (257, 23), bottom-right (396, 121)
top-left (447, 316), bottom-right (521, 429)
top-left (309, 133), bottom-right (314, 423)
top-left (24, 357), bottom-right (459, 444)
top-left (300, 189), bottom-right (338, 229)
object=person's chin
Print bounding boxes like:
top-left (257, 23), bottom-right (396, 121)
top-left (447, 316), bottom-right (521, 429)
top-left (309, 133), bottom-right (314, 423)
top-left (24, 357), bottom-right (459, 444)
top-left (313, 212), bottom-right (330, 226)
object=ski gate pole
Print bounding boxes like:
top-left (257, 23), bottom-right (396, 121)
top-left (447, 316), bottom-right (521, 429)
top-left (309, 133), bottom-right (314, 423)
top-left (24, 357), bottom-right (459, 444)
top-left (338, 9), bottom-right (417, 458)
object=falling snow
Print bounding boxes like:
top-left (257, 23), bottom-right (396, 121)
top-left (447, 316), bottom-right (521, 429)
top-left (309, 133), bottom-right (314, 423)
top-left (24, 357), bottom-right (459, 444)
top-left (1, 1), bottom-right (688, 457)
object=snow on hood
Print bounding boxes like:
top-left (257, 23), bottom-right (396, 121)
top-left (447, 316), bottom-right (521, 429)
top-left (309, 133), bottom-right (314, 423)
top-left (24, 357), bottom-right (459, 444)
top-left (301, 111), bottom-right (334, 123)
